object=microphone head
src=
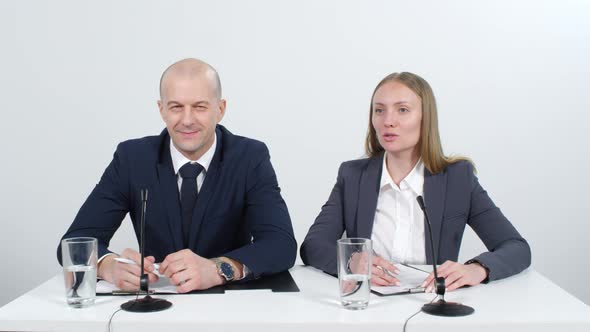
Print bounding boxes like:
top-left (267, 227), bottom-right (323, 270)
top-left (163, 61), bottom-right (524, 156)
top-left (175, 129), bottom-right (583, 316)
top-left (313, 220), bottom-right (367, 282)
top-left (141, 189), bottom-right (149, 202)
top-left (416, 196), bottom-right (425, 210)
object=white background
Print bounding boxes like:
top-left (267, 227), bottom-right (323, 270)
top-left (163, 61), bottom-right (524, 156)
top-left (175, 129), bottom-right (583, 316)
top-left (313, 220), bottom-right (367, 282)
top-left (0, 0), bottom-right (588, 307)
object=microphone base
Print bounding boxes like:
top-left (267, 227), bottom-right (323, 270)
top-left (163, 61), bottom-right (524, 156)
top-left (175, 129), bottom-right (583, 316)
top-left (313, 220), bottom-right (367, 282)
top-left (121, 295), bottom-right (172, 312)
top-left (422, 299), bottom-right (474, 317)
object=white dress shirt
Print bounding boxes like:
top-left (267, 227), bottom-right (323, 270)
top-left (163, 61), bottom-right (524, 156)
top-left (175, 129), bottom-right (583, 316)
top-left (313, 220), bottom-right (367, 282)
top-left (371, 155), bottom-right (427, 265)
top-left (171, 133), bottom-right (249, 279)
top-left (96, 135), bottom-right (218, 266)
top-left (170, 134), bottom-right (217, 194)
top-left (101, 133), bottom-right (250, 280)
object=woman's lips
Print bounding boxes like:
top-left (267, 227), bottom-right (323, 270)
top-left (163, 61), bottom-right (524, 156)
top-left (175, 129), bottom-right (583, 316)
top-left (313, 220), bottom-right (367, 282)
top-left (382, 133), bottom-right (399, 142)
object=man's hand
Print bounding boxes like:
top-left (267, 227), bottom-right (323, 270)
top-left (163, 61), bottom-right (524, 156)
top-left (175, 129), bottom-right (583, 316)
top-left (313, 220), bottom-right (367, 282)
top-left (159, 249), bottom-right (225, 293)
top-left (421, 260), bottom-right (488, 292)
top-left (97, 248), bottom-right (158, 290)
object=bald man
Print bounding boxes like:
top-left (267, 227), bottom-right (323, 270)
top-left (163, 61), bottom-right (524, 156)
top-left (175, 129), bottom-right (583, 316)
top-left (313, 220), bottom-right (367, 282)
top-left (57, 59), bottom-right (296, 292)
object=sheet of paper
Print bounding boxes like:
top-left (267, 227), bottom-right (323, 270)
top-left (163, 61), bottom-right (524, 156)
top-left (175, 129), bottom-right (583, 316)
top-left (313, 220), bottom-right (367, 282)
top-left (371, 264), bottom-right (430, 295)
top-left (97, 276), bottom-right (178, 294)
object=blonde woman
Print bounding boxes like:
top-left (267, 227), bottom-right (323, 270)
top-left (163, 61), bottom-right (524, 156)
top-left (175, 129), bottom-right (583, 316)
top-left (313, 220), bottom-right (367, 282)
top-left (300, 72), bottom-right (531, 292)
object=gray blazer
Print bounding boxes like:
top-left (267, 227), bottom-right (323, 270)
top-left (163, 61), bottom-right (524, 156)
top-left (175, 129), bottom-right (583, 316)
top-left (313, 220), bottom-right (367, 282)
top-left (300, 157), bottom-right (531, 281)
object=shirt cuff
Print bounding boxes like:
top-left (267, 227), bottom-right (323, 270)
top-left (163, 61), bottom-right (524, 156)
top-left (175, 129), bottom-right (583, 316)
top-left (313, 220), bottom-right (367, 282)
top-left (98, 252), bottom-right (118, 265)
top-left (96, 253), bottom-right (118, 280)
top-left (239, 264), bottom-right (251, 280)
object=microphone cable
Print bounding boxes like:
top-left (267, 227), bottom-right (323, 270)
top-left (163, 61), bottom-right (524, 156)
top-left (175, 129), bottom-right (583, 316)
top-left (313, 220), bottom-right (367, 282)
top-left (107, 290), bottom-right (140, 332)
top-left (403, 294), bottom-right (438, 332)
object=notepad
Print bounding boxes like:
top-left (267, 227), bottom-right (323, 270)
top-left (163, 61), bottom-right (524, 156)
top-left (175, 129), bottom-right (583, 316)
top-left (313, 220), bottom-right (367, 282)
top-left (371, 264), bottom-right (430, 296)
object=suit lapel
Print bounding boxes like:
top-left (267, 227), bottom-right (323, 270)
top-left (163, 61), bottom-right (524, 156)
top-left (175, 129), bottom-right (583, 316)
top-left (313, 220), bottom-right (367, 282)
top-left (188, 127), bottom-right (224, 249)
top-left (423, 168), bottom-right (447, 264)
top-left (355, 157), bottom-right (382, 239)
top-left (156, 137), bottom-right (184, 251)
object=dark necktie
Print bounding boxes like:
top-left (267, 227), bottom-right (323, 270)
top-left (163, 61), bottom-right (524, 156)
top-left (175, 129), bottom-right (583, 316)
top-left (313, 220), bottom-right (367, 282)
top-left (179, 162), bottom-right (204, 248)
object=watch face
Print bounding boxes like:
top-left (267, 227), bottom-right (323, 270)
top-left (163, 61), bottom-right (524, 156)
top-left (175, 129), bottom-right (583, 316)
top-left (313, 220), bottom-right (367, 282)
top-left (220, 262), bottom-right (234, 280)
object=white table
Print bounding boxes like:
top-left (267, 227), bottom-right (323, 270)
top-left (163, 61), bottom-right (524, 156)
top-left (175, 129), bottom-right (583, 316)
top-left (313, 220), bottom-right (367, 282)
top-left (0, 265), bottom-right (589, 332)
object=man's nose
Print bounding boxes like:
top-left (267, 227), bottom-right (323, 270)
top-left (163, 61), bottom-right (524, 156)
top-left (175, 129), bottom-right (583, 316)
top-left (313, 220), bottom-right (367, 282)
top-left (181, 107), bottom-right (194, 126)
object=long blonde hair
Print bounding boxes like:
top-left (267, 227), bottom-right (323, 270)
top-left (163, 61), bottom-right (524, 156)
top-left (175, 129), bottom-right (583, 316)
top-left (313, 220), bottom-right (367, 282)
top-left (364, 72), bottom-right (473, 174)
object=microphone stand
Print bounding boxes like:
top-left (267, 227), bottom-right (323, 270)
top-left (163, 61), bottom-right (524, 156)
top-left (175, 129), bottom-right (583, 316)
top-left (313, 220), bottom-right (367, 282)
top-left (121, 189), bottom-right (172, 312)
top-left (416, 196), bottom-right (474, 317)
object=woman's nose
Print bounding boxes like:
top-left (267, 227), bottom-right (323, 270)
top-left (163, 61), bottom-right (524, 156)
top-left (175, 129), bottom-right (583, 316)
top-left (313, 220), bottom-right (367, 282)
top-left (383, 111), bottom-right (398, 128)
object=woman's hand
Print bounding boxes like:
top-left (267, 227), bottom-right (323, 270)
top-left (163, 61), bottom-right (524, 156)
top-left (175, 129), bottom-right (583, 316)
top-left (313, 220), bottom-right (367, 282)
top-left (421, 260), bottom-right (488, 292)
top-left (371, 255), bottom-right (400, 286)
top-left (348, 252), bottom-right (400, 286)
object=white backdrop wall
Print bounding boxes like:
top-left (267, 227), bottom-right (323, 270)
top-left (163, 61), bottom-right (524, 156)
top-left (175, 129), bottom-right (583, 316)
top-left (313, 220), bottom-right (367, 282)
top-left (1, 0), bottom-right (588, 307)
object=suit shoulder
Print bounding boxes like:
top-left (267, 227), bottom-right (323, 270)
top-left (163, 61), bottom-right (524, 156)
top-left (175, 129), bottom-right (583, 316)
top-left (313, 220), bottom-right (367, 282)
top-left (444, 160), bottom-right (476, 184)
top-left (339, 157), bottom-right (373, 175)
top-left (445, 160), bottom-right (475, 173)
top-left (235, 135), bottom-right (268, 153)
top-left (115, 134), bottom-right (161, 156)
top-left (221, 130), bottom-right (271, 163)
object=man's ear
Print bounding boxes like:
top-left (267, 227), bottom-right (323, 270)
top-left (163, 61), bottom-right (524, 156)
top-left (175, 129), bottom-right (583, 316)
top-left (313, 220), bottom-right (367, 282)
top-left (217, 99), bottom-right (227, 122)
top-left (157, 100), bottom-right (165, 120)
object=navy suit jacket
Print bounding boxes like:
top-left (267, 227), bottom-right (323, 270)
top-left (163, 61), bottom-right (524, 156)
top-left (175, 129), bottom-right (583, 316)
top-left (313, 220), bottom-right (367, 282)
top-left (300, 156), bottom-right (531, 281)
top-left (58, 125), bottom-right (297, 278)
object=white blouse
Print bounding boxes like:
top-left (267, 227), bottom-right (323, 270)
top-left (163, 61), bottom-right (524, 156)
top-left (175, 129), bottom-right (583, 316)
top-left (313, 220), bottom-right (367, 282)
top-left (371, 156), bottom-right (427, 264)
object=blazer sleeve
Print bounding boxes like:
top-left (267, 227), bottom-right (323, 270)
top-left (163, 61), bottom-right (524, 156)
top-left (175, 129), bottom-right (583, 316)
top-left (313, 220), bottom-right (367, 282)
top-left (465, 164), bottom-right (531, 281)
top-left (56, 143), bottom-right (131, 265)
top-left (222, 143), bottom-right (297, 278)
top-left (300, 163), bottom-right (346, 276)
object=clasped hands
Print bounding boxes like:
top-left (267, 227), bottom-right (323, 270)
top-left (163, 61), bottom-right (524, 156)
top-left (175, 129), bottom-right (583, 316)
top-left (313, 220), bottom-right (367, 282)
top-left (348, 252), bottom-right (488, 292)
top-left (98, 248), bottom-right (241, 293)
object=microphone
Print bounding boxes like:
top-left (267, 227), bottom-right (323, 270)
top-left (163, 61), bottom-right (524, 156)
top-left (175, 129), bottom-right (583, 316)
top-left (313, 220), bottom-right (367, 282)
top-left (416, 195), bottom-right (474, 317)
top-left (121, 189), bottom-right (172, 312)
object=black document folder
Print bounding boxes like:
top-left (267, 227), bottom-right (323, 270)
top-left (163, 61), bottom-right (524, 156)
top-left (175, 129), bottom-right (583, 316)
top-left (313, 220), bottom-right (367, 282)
top-left (97, 270), bottom-right (299, 296)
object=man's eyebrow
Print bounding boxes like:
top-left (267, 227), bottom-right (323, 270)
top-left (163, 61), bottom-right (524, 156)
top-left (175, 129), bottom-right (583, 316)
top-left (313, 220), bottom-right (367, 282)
top-left (192, 101), bottom-right (210, 106)
top-left (166, 100), bottom-right (211, 107)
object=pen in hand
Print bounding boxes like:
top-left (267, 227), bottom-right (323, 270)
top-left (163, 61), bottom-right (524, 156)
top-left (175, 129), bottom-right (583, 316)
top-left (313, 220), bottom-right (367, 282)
top-left (375, 264), bottom-right (397, 278)
top-left (372, 251), bottom-right (400, 286)
top-left (114, 257), bottom-right (163, 277)
top-left (374, 265), bottom-right (401, 286)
